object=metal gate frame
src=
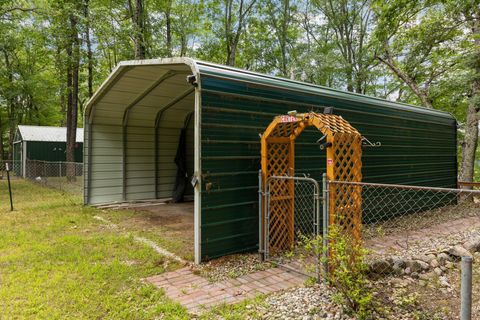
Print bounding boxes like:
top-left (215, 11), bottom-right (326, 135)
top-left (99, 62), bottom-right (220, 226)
top-left (259, 171), bottom-right (328, 280)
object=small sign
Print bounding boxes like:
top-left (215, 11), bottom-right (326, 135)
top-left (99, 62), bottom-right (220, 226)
top-left (279, 115), bottom-right (298, 123)
top-left (327, 159), bottom-right (333, 165)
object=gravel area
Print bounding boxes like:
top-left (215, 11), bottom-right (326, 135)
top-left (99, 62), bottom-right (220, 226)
top-left (369, 228), bottom-right (480, 261)
top-left (255, 281), bottom-right (446, 319)
top-left (364, 202), bottom-right (480, 240)
top-left (192, 253), bottom-right (273, 282)
top-left (258, 285), bottom-right (353, 320)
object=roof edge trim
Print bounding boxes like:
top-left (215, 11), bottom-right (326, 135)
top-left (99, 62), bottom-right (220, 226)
top-left (84, 57), bottom-right (198, 123)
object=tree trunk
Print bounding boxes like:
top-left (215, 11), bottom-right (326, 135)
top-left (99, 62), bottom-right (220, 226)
top-left (459, 10), bottom-right (480, 183)
top-left (66, 13), bottom-right (80, 181)
top-left (3, 50), bottom-right (16, 160)
top-left (84, 0), bottom-right (93, 98)
top-left (131, 0), bottom-right (146, 59)
top-left (166, 2), bottom-right (172, 56)
top-left (377, 54), bottom-right (434, 108)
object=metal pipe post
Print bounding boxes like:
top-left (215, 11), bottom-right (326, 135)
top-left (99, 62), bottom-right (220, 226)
top-left (258, 170), bottom-right (264, 260)
top-left (461, 256), bottom-right (473, 320)
top-left (315, 181), bottom-right (321, 283)
top-left (322, 173), bottom-right (328, 280)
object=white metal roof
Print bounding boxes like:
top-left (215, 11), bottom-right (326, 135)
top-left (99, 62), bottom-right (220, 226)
top-left (17, 125), bottom-right (84, 143)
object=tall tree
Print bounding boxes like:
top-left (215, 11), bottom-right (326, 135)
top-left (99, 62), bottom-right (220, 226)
top-left (373, 0), bottom-right (478, 181)
top-left (310, 0), bottom-right (375, 93)
top-left (83, 0), bottom-right (93, 98)
top-left (223, 0), bottom-right (257, 66)
top-left (129, 0), bottom-right (146, 59)
top-left (458, 2), bottom-right (480, 183)
top-left (64, 3), bottom-right (81, 179)
top-left (263, 0), bottom-right (301, 78)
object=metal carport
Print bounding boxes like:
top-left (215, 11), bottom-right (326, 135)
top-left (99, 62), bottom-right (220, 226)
top-left (84, 57), bottom-right (457, 264)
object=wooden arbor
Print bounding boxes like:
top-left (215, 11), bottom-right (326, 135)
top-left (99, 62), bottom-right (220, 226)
top-left (261, 112), bottom-right (363, 253)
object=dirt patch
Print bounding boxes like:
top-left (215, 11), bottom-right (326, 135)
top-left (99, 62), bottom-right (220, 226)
top-left (102, 201), bottom-right (194, 260)
top-left (129, 202), bottom-right (194, 231)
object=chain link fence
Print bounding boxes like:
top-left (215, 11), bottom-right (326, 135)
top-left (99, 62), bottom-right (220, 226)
top-left (328, 180), bottom-right (480, 318)
top-left (0, 160), bottom-right (83, 196)
top-left (0, 161), bottom-right (22, 179)
top-left (259, 173), bottom-right (480, 318)
top-left (260, 174), bottom-right (323, 279)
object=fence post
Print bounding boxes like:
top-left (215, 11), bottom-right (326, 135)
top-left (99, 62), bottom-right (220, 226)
top-left (461, 256), bottom-right (473, 320)
top-left (258, 169), bottom-right (264, 260)
top-left (322, 173), bottom-right (329, 281)
top-left (6, 162), bottom-right (13, 211)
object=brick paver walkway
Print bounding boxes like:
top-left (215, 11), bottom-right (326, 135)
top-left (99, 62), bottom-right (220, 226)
top-left (147, 267), bottom-right (308, 313)
top-left (366, 215), bottom-right (480, 254)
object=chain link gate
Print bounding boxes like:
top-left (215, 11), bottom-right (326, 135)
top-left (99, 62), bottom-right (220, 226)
top-left (259, 173), bottom-right (325, 280)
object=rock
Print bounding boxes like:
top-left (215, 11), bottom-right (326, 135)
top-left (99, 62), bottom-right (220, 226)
top-left (392, 257), bottom-right (406, 269)
top-left (390, 278), bottom-right (407, 287)
top-left (411, 272), bottom-right (419, 279)
top-left (430, 259), bottom-right (439, 268)
top-left (369, 259), bottom-right (392, 275)
top-left (434, 267), bottom-right (443, 276)
top-left (416, 255), bottom-right (431, 263)
top-left (426, 254), bottom-right (436, 261)
top-left (393, 267), bottom-right (404, 276)
top-left (406, 259), bottom-right (429, 272)
top-left (463, 239), bottom-right (480, 253)
top-left (437, 252), bottom-right (451, 265)
top-left (439, 276), bottom-right (450, 288)
top-left (404, 267), bottom-right (411, 275)
top-left (418, 273), bottom-right (431, 281)
top-left (448, 245), bottom-right (472, 260)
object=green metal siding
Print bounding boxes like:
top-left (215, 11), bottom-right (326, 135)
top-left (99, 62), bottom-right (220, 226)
top-left (199, 74), bottom-right (457, 260)
top-left (27, 141), bottom-right (83, 162)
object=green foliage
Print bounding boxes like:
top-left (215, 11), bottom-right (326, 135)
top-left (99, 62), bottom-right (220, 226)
top-left (300, 227), bottom-right (374, 319)
top-left (0, 0), bottom-right (478, 168)
top-left (326, 227), bottom-right (373, 319)
top-left (0, 180), bottom-right (190, 319)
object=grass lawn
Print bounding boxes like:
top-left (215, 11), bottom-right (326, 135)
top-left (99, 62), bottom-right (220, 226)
top-left (0, 180), bottom-right (262, 319)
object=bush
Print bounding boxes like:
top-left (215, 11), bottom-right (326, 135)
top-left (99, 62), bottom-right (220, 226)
top-left (301, 226), bottom-right (374, 319)
top-left (326, 226), bottom-right (373, 318)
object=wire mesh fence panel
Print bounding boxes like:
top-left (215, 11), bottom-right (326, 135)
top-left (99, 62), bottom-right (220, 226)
top-left (25, 160), bottom-right (83, 196)
top-left (328, 180), bottom-right (480, 318)
top-left (264, 175), bottom-right (321, 279)
top-left (0, 161), bottom-right (22, 179)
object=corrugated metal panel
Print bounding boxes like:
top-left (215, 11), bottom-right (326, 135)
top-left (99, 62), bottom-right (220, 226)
top-left (198, 74), bottom-right (456, 260)
top-left (18, 125), bottom-right (84, 143)
top-left (88, 124), bottom-right (123, 204)
top-left (27, 141), bottom-right (83, 162)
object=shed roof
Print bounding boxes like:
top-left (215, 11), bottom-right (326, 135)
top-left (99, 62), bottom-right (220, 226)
top-left (17, 125), bottom-right (84, 143)
top-left (85, 57), bottom-right (455, 121)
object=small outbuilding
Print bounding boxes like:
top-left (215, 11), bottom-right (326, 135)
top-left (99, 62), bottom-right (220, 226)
top-left (84, 58), bottom-right (457, 263)
top-left (13, 125), bottom-right (83, 177)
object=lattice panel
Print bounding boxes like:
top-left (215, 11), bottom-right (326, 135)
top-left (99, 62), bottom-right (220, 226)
top-left (266, 143), bottom-right (291, 176)
top-left (329, 132), bottom-right (362, 241)
top-left (261, 112), bottom-right (363, 255)
top-left (268, 178), bottom-right (294, 253)
top-left (265, 141), bottom-right (294, 253)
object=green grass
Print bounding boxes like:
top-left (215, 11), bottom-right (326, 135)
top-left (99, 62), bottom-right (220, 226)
top-left (0, 180), bottom-right (264, 319)
top-left (0, 180), bottom-right (189, 319)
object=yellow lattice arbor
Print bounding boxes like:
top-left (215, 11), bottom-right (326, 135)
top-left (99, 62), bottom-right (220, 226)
top-left (261, 112), bottom-right (363, 253)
